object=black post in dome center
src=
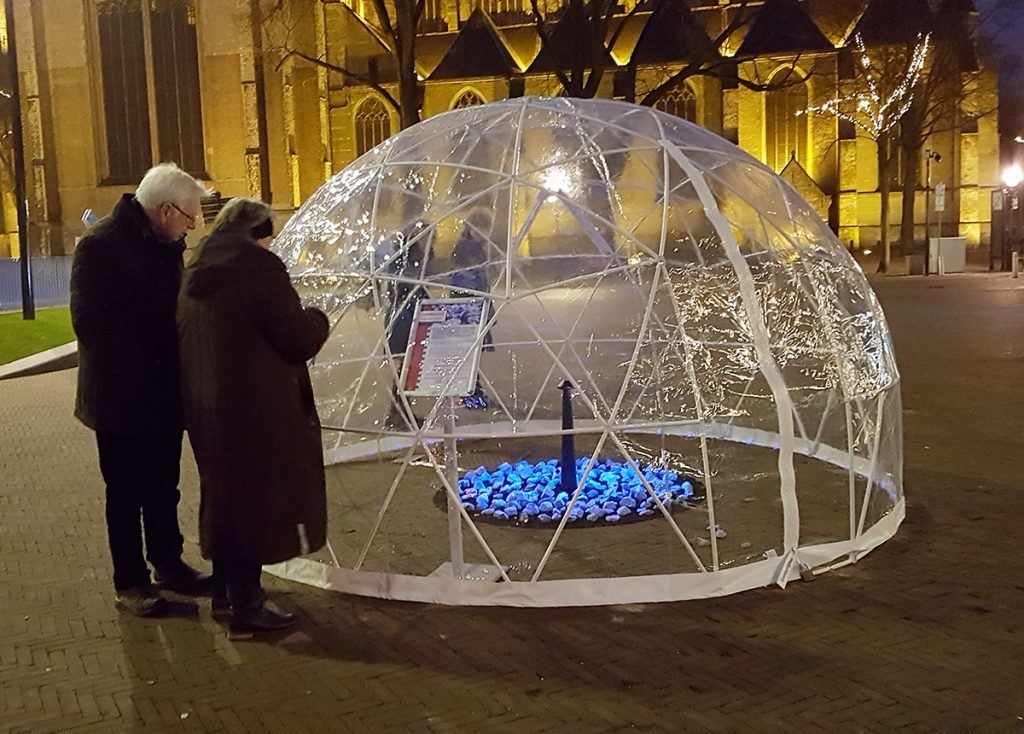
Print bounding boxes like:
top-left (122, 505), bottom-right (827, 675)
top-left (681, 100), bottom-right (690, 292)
top-left (559, 380), bottom-right (575, 495)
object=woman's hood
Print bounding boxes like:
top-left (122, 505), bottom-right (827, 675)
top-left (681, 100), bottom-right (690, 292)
top-left (183, 230), bottom-right (267, 299)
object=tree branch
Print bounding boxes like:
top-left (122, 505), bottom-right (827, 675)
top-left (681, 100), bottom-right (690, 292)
top-left (529, 0), bottom-right (574, 95)
top-left (369, 0), bottom-right (397, 46)
top-left (277, 48), bottom-right (401, 113)
top-left (606, 0), bottom-right (656, 60)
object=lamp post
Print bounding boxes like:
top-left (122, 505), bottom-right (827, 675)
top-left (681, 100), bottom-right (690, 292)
top-left (4, 0), bottom-right (32, 319)
top-left (1002, 164), bottom-right (1024, 188)
top-left (924, 149), bottom-right (941, 276)
top-left (1001, 164), bottom-right (1024, 273)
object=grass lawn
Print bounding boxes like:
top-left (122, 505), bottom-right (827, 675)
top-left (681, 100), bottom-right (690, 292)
top-left (0, 306), bottom-right (75, 365)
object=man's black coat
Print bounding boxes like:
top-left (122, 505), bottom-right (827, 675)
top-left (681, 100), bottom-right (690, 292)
top-left (70, 194), bottom-right (186, 434)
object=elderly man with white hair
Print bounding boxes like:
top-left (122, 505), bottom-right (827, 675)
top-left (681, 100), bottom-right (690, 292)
top-left (71, 162), bottom-right (212, 617)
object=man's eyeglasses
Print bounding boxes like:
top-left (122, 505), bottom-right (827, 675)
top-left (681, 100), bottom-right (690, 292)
top-left (170, 202), bottom-right (197, 226)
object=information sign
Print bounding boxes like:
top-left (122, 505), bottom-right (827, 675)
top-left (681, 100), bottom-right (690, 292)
top-left (400, 298), bottom-right (487, 397)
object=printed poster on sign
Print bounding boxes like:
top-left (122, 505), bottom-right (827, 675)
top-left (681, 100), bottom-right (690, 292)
top-left (400, 298), bottom-right (487, 397)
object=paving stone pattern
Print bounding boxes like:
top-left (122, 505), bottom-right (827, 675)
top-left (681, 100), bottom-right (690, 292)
top-left (1, 273), bottom-right (1023, 732)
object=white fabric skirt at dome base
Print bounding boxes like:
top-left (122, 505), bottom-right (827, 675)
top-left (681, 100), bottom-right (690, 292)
top-left (266, 506), bottom-right (903, 607)
top-left (265, 421), bottom-right (905, 607)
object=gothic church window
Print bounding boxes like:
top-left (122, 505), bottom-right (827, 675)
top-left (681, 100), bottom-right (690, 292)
top-left (765, 73), bottom-right (808, 173)
top-left (355, 97), bottom-right (392, 156)
top-left (421, 0), bottom-right (446, 31)
top-left (655, 85), bottom-right (698, 124)
top-left (94, 0), bottom-right (206, 182)
top-left (481, 0), bottom-right (525, 14)
top-left (480, 0), bottom-right (529, 23)
top-left (451, 90), bottom-right (485, 109)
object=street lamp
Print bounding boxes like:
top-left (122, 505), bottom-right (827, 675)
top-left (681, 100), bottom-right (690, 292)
top-left (1001, 165), bottom-right (1023, 189)
top-left (994, 164), bottom-right (1024, 271)
top-left (924, 149), bottom-right (942, 275)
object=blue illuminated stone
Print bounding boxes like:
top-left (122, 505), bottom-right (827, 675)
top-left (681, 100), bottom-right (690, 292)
top-left (456, 458), bottom-right (698, 526)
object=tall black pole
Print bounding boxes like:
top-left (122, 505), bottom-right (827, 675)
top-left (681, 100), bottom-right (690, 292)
top-left (924, 154), bottom-right (931, 276)
top-left (248, 0), bottom-right (271, 204)
top-left (5, 0), bottom-right (33, 319)
top-left (559, 380), bottom-right (575, 495)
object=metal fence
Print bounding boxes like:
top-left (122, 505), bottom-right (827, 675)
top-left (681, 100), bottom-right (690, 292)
top-left (0, 256), bottom-right (73, 312)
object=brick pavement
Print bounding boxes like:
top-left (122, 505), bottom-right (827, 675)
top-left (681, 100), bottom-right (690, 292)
top-left (1, 272), bottom-right (1023, 733)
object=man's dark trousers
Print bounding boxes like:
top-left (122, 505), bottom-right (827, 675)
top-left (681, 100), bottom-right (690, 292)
top-left (96, 430), bottom-right (185, 591)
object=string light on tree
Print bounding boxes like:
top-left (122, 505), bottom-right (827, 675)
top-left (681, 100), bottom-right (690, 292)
top-left (797, 33), bottom-right (931, 139)
top-left (797, 31), bottom-right (930, 274)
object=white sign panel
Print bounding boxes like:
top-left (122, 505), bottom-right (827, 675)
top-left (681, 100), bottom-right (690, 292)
top-left (400, 298), bottom-right (487, 397)
top-left (992, 189), bottom-right (1004, 211)
top-left (934, 182), bottom-right (945, 212)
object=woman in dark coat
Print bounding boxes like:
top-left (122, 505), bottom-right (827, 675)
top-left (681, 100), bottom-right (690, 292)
top-left (177, 198), bottom-right (330, 637)
top-left (385, 222), bottom-right (431, 360)
top-left (383, 221), bottom-right (433, 426)
top-left (448, 209), bottom-right (495, 409)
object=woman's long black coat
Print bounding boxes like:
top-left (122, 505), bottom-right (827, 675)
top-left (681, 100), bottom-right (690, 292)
top-left (177, 228), bottom-right (330, 564)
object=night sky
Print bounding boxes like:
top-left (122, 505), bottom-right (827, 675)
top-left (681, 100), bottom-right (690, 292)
top-left (976, 0), bottom-right (1024, 140)
top-left (976, 0), bottom-right (1024, 53)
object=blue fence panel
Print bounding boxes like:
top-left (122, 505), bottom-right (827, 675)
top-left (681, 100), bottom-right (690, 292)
top-left (0, 256), bottom-right (74, 312)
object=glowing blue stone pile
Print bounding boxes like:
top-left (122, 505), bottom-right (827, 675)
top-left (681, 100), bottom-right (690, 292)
top-left (457, 458), bottom-right (696, 525)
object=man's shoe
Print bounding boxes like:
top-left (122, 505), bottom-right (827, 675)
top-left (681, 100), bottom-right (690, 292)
top-left (115, 586), bottom-right (169, 617)
top-left (154, 560), bottom-right (213, 596)
top-left (228, 602), bottom-right (298, 640)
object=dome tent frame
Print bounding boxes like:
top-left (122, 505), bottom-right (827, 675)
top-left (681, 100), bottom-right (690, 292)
top-left (269, 97), bottom-right (904, 607)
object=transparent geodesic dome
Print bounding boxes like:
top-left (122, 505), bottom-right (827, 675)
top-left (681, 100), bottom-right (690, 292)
top-left (269, 97), bottom-right (904, 606)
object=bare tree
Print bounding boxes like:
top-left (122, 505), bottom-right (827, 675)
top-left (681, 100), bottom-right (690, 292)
top-left (896, 1), bottom-right (1001, 253)
top-left (637, 0), bottom-right (809, 108)
top-left (801, 33), bottom-right (930, 272)
top-left (527, 0), bottom-right (642, 98)
top-left (525, 0), bottom-right (810, 104)
top-left (261, 0), bottom-right (425, 130)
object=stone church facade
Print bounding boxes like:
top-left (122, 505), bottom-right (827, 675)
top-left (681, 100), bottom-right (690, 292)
top-left (1, 0), bottom-right (999, 256)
